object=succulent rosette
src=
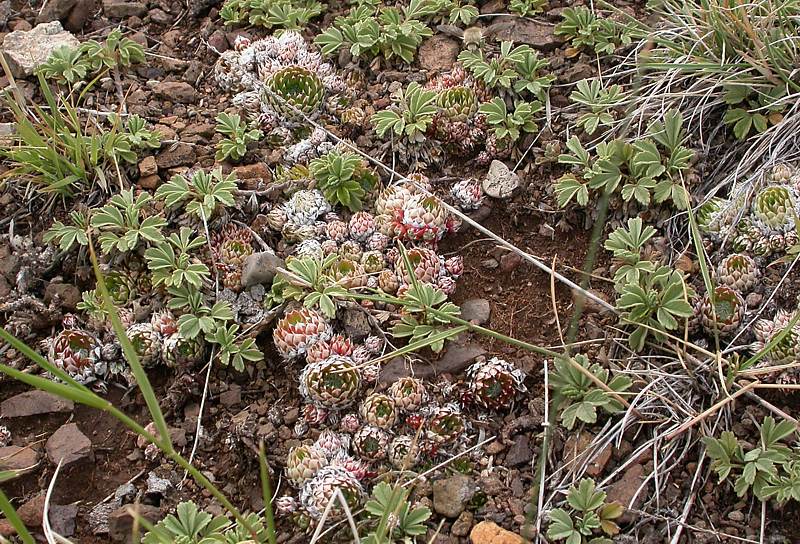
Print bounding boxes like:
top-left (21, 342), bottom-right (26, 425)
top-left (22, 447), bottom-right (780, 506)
top-left (273, 307), bottom-right (333, 359)
top-left (300, 355), bottom-right (362, 409)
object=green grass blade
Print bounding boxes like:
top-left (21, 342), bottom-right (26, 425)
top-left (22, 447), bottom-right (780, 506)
top-left (258, 442), bottom-right (277, 544)
top-left (88, 241), bottom-right (173, 452)
top-left (0, 361), bottom-right (107, 410)
top-left (0, 487), bottom-right (35, 544)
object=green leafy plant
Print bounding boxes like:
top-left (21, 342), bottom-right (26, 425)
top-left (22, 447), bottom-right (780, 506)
top-left (144, 228), bottom-right (210, 289)
top-left (547, 478), bottom-right (623, 544)
top-left (555, 7), bottom-right (635, 55)
top-left (309, 149), bottom-right (378, 211)
top-left (215, 112), bottom-right (263, 162)
top-left (273, 254), bottom-right (350, 318)
top-left (549, 354), bottom-right (631, 430)
top-left (91, 189), bottom-right (166, 255)
top-left (38, 45), bottom-right (89, 84)
top-left (142, 501), bottom-right (229, 543)
top-left (79, 28), bottom-right (146, 72)
top-left (439, 0), bottom-right (478, 25)
top-left (372, 82), bottom-right (438, 143)
top-left (570, 79), bottom-right (624, 135)
top-left (155, 168), bottom-right (237, 220)
top-left (705, 416), bottom-right (799, 502)
top-left (43, 210), bottom-right (90, 251)
top-left (458, 41), bottom-right (555, 101)
top-left (123, 114), bottom-right (162, 150)
top-left (220, 0), bottom-right (324, 32)
top-left (207, 323), bottom-right (263, 372)
top-left (479, 97), bottom-right (541, 145)
top-left (615, 264), bottom-right (694, 351)
top-left (362, 482), bottom-right (431, 543)
top-left (315, 0), bottom-right (438, 64)
top-left (604, 217), bottom-right (657, 284)
top-left (555, 109), bottom-right (693, 209)
top-left (509, 0), bottom-right (546, 17)
top-left (1, 73), bottom-right (150, 198)
top-left (167, 285), bottom-right (235, 341)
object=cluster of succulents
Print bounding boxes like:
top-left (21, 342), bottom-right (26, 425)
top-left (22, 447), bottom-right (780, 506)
top-left (215, 32), bottom-right (345, 139)
top-left (752, 309), bottom-right (800, 383)
top-left (703, 165), bottom-right (800, 258)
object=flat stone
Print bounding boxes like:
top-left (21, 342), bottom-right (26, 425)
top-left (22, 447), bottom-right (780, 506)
top-left (470, 521), bottom-right (524, 544)
top-left (0, 445), bottom-right (39, 473)
top-left (1, 21), bottom-right (80, 78)
top-left (139, 155), bottom-right (158, 177)
top-left (108, 504), bottom-right (161, 542)
top-left (44, 282), bottom-right (81, 310)
top-left (102, 0), bottom-right (147, 18)
top-left (49, 503), bottom-right (78, 536)
top-left (219, 384), bottom-right (241, 407)
top-left (379, 342), bottom-right (486, 383)
top-left (606, 462), bottom-right (646, 522)
top-left (1, 390), bottom-right (74, 417)
top-left (483, 160), bottom-right (520, 199)
top-left (504, 434), bottom-right (532, 467)
top-left (485, 17), bottom-right (565, 50)
top-left (564, 431), bottom-right (612, 478)
top-left (46, 423), bottom-right (93, 466)
top-left (460, 298), bottom-right (490, 325)
top-left (139, 174), bottom-right (161, 190)
top-left (432, 474), bottom-right (475, 518)
top-left (154, 81), bottom-right (198, 104)
top-left (18, 494), bottom-right (46, 526)
top-left (339, 307), bottom-right (372, 341)
top-left (452, 511), bottom-right (474, 537)
top-left (156, 142), bottom-right (196, 169)
top-left (418, 35), bottom-right (459, 72)
top-left (241, 251), bottom-right (284, 288)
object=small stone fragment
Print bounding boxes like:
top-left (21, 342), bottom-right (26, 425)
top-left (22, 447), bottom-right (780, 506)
top-left (460, 298), bottom-right (491, 325)
top-left (102, 0), bottom-right (147, 18)
top-left (154, 81), bottom-right (198, 104)
top-left (470, 520), bottom-right (525, 544)
top-left (432, 474), bottom-right (475, 518)
top-left (156, 142), bottom-right (196, 169)
top-left (241, 251), bottom-right (284, 288)
top-left (418, 35), bottom-right (459, 72)
top-left (483, 161), bottom-right (520, 199)
top-left (504, 434), bottom-right (533, 467)
top-left (45, 423), bottom-right (93, 466)
top-left (0, 445), bottom-right (39, 474)
top-left (1, 390), bottom-right (74, 417)
top-left (139, 156), bottom-right (158, 177)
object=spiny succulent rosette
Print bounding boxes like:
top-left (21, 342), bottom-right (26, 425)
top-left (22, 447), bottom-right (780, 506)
top-left (46, 316), bottom-right (128, 388)
top-left (465, 357), bottom-right (527, 410)
top-left (696, 286), bottom-right (745, 337)
top-left (752, 309), bottom-right (800, 383)
top-left (211, 224), bottom-right (254, 291)
top-left (427, 68), bottom-right (490, 158)
top-left (214, 31), bottom-right (345, 136)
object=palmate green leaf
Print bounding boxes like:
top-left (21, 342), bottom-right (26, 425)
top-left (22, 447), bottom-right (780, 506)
top-left (546, 508), bottom-right (577, 540)
top-left (559, 135), bottom-right (592, 168)
top-left (554, 175), bottom-right (590, 208)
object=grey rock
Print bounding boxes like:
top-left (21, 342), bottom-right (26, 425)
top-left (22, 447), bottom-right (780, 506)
top-left (504, 434), bottom-right (533, 467)
top-left (432, 474), bottom-right (476, 518)
top-left (49, 504), bottom-right (78, 537)
top-left (460, 298), bottom-right (491, 325)
top-left (0, 1), bottom-right (10, 29)
top-left (1, 390), bottom-right (74, 417)
top-left (108, 504), bottom-right (161, 542)
top-left (379, 342), bottom-right (486, 383)
top-left (146, 472), bottom-right (172, 495)
top-left (102, 0), bottom-right (147, 18)
top-left (486, 16), bottom-right (565, 50)
top-left (483, 160), bottom-right (520, 199)
top-left (241, 251), bottom-right (284, 288)
top-left (46, 423), bottom-right (93, 466)
top-left (220, 384), bottom-right (242, 407)
top-left (340, 307), bottom-right (372, 341)
top-left (1, 21), bottom-right (80, 78)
